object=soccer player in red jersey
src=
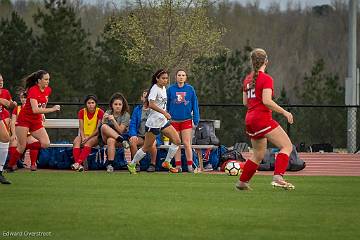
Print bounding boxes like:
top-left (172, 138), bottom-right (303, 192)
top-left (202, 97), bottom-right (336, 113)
top-left (7, 70), bottom-right (60, 172)
top-left (0, 73), bottom-right (16, 184)
top-left (0, 74), bottom-right (16, 128)
top-left (71, 94), bottom-right (104, 172)
top-left (8, 89), bottom-right (41, 171)
top-left (237, 48), bottom-right (295, 190)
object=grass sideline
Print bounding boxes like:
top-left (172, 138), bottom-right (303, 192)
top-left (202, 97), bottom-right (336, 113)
top-left (1, 172), bottom-right (360, 240)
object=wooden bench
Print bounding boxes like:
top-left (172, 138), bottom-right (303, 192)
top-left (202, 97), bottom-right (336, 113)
top-left (44, 118), bottom-right (219, 171)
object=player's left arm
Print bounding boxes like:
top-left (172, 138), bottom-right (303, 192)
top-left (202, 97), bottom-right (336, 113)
top-left (262, 89), bottom-right (293, 124)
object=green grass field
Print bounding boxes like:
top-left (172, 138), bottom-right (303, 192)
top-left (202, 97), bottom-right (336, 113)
top-left (1, 171), bottom-right (360, 240)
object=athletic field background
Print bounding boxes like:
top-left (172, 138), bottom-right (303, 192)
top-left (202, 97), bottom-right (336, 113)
top-left (1, 172), bottom-right (359, 240)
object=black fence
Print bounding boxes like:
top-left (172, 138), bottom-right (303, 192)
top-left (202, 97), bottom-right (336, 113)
top-left (46, 102), bottom-right (360, 150)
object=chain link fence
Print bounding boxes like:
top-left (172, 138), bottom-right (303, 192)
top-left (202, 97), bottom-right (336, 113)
top-left (46, 102), bottom-right (359, 152)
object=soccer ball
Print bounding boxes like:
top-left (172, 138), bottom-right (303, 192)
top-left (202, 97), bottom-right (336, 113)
top-left (224, 161), bottom-right (241, 176)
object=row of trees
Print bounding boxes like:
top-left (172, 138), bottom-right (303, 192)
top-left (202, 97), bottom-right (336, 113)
top-left (0, 0), bottom-right (354, 146)
top-left (0, 0), bottom-right (226, 103)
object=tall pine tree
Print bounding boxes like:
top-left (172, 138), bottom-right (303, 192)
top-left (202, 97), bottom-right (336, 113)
top-left (33, 0), bottom-right (94, 101)
top-left (0, 11), bottom-right (36, 93)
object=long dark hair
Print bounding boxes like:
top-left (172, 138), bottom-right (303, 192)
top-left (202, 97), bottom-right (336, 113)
top-left (23, 70), bottom-right (48, 90)
top-left (145, 69), bottom-right (168, 104)
top-left (109, 92), bottom-right (130, 115)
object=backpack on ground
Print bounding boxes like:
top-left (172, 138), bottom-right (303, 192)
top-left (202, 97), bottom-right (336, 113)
top-left (234, 142), bottom-right (249, 152)
top-left (309, 143), bottom-right (333, 152)
top-left (193, 120), bottom-right (219, 145)
top-left (217, 145), bottom-right (246, 171)
top-left (258, 145), bottom-right (306, 171)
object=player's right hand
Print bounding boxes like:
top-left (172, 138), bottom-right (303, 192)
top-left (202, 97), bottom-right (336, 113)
top-left (108, 115), bottom-right (115, 122)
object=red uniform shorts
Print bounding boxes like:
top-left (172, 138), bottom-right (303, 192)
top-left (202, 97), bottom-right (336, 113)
top-left (245, 114), bottom-right (279, 139)
top-left (16, 118), bottom-right (43, 132)
top-left (171, 119), bottom-right (193, 132)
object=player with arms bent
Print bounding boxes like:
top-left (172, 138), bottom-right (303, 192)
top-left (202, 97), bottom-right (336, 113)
top-left (7, 70), bottom-right (60, 172)
top-left (237, 48), bottom-right (295, 190)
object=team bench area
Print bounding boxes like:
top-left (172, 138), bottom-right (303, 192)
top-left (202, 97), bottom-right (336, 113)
top-left (42, 118), bottom-right (220, 171)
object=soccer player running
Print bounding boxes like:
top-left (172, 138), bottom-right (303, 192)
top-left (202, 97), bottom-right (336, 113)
top-left (71, 94), bottom-right (104, 172)
top-left (167, 69), bottom-right (199, 173)
top-left (7, 70), bottom-right (60, 172)
top-left (0, 74), bottom-right (15, 129)
top-left (127, 69), bottom-right (181, 174)
top-left (237, 48), bottom-right (295, 190)
top-left (0, 74), bottom-right (16, 184)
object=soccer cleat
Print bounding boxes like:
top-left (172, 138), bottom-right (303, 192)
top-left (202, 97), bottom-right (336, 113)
top-left (106, 164), bottom-right (114, 173)
top-left (161, 161), bottom-right (179, 173)
top-left (235, 180), bottom-right (252, 191)
top-left (30, 165), bottom-right (37, 171)
top-left (0, 173), bottom-right (11, 184)
top-left (187, 166), bottom-right (194, 173)
top-left (146, 164), bottom-right (156, 172)
top-left (71, 163), bottom-right (79, 171)
top-left (77, 165), bottom-right (84, 172)
top-left (127, 163), bottom-right (137, 174)
top-left (271, 179), bottom-right (295, 190)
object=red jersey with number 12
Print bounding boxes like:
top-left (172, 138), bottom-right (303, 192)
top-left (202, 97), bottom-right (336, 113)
top-left (18, 85), bottom-right (52, 122)
top-left (243, 71), bottom-right (274, 118)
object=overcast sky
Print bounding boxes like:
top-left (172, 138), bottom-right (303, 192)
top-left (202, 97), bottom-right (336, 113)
top-left (82, 0), bottom-right (333, 10)
top-left (237, 0), bottom-right (333, 9)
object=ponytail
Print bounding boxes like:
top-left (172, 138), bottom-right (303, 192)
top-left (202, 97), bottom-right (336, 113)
top-left (145, 69), bottom-right (168, 105)
top-left (249, 49), bottom-right (267, 89)
top-left (23, 70), bottom-right (48, 90)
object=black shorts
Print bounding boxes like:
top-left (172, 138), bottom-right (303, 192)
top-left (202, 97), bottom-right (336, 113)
top-left (145, 121), bottom-right (171, 135)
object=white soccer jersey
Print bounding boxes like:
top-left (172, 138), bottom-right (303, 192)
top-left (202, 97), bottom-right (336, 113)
top-left (145, 84), bottom-right (168, 128)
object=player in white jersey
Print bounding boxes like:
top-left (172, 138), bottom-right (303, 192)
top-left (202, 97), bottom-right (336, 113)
top-left (127, 69), bottom-right (181, 174)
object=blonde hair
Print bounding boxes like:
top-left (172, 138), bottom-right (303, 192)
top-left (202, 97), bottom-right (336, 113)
top-left (249, 48), bottom-right (267, 89)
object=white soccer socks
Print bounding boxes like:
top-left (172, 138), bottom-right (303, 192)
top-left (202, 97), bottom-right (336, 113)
top-left (0, 142), bottom-right (10, 172)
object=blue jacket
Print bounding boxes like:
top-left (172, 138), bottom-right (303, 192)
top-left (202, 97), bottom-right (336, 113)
top-left (129, 105), bottom-right (162, 144)
top-left (166, 83), bottom-right (200, 126)
top-left (129, 105), bottom-right (142, 137)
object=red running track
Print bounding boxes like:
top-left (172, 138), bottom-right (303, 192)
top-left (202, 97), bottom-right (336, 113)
top-left (240, 152), bottom-right (360, 176)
